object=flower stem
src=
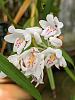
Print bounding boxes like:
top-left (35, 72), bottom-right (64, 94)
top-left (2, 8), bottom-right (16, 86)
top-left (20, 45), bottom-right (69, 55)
top-left (38, 43), bottom-right (47, 49)
top-left (46, 68), bottom-right (56, 98)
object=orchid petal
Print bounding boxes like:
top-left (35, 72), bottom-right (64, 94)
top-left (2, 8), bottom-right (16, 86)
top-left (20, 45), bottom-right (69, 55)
top-left (33, 32), bottom-right (42, 44)
top-left (33, 66), bottom-right (43, 80)
top-left (13, 38), bottom-right (26, 54)
top-left (26, 27), bottom-right (42, 34)
top-left (58, 22), bottom-right (64, 29)
top-left (35, 74), bottom-right (44, 87)
top-left (20, 59), bottom-right (28, 72)
top-left (39, 20), bottom-right (49, 29)
top-left (8, 54), bottom-right (20, 69)
top-left (4, 33), bottom-right (24, 43)
top-left (24, 34), bottom-right (31, 50)
top-left (32, 53), bottom-right (44, 87)
top-left (49, 37), bottom-right (62, 47)
top-left (33, 53), bottom-right (44, 78)
top-left (55, 62), bottom-right (60, 69)
top-left (59, 57), bottom-right (67, 67)
top-left (8, 25), bottom-right (15, 33)
top-left (46, 14), bottom-right (54, 21)
top-left (42, 47), bottom-right (55, 56)
top-left (8, 25), bottom-right (26, 34)
top-left (19, 50), bottom-right (30, 59)
top-left (45, 55), bottom-right (57, 68)
top-left (25, 27), bottom-right (42, 44)
top-left (54, 29), bottom-right (61, 37)
top-left (41, 26), bottom-right (57, 39)
top-left (38, 54), bottom-right (44, 69)
top-left (54, 17), bottom-right (63, 28)
top-left (54, 17), bottom-right (59, 24)
top-left (46, 14), bottom-right (54, 26)
top-left (55, 49), bottom-right (62, 59)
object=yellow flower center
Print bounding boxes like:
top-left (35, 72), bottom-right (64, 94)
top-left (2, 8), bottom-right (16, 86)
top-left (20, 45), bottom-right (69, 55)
top-left (17, 38), bottom-right (24, 44)
top-left (29, 53), bottom-right (36, 66)
top-left (50, 54), bottom-right (56, 61)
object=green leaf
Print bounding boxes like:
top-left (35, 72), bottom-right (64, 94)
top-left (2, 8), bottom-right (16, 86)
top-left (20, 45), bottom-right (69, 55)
top-left (0, 0), bottom-right (6, 7)
top-left (62, 49), bottom-right (75, 67)
top-left (0, 53), bottom-right (42, 100)
top-left (43, 0), bottom-right (55, 18)
top-left (23, 8), bottom-right (39, 28)
top-left (23, 18), bottom-right (31, 28)
top-left (46, 68), bottom-right (55, 90)
top-left (64, 67), bottom-right (75, 81)
top-left (70, 95), bottom-right (75, 100)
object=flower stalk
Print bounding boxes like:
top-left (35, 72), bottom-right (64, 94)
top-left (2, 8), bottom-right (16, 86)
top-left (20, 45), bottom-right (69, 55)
top-left (47, 67), bottom-right (56, 98)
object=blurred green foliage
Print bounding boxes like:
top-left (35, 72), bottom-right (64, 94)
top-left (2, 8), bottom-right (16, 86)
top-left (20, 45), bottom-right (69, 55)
top-left (70, 96), bottom-right (75, 100)
top-left (0, 0), bottom-right (61, 28)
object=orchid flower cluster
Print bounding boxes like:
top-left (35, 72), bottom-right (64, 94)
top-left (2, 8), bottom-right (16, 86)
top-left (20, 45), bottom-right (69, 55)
top-left (1, 14), bottom-right (67, 87)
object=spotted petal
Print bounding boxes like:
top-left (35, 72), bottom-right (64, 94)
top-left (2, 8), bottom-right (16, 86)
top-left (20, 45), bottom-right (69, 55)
top-left (45, 55), bottom-right (57, 68)
top-left (13, 38), bottom-right (26, 54)
top-left (41, 26), bottom-right (57, 40)
top-left (4, 33), bottom-right (24, 43)
top-left (54, 17), bottom-right (63, 28)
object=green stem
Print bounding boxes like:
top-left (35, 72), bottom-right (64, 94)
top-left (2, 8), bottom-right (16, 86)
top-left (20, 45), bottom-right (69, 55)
top-left (42, 42), bottom-right (48, 48)
top-left (38, 43), bottom-right (47, 49)
top-left (46, 68), bottom-right (55, 90)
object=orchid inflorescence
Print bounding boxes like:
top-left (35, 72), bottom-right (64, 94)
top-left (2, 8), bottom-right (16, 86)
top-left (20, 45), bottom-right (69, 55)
top-left (1, 13), bottom-right (67, 87)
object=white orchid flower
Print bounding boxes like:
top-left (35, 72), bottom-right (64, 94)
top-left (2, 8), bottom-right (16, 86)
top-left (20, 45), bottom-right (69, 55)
top-left (19, 47), bottom-right (44, 87)
top-left (4, 26), bottom-right (42, 54)
top-left (39, 13), bottom-right (63, 40)
top-left (4, 26), bottom-right (31, 54)
top-left (7, 47), bottom-right (44, 87)
top-left (42, 47), bottom-right (67, 69)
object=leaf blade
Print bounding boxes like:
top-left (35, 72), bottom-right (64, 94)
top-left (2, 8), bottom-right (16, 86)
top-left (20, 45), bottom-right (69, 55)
top-left (62, 49), bottom-right (75, 67)
top-left (0, 53), bottom-right (42, 100)
top-left (64, 67), bottom-right (75, 81)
